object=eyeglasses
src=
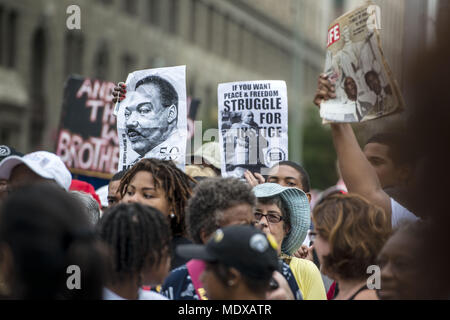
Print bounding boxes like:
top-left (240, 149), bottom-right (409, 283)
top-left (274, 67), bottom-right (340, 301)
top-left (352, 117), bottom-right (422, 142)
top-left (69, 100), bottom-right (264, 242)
top-left (254, 212), bottom-right (284, 224)
top-left (308, 231), bottom-right (317, 242)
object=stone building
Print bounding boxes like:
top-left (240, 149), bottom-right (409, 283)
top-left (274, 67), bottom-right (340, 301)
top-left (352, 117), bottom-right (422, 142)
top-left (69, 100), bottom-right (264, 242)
top-left (0, 0), bottom-right (341, 163)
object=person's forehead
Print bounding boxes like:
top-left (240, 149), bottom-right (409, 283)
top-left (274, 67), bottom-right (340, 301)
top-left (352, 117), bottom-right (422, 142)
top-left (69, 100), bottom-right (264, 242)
top-left (136, 82), bottom-right (161, 99)
top-left (10, 165), bottom-right (52, 188)
top-left (129, 170), bottom-right (157, 186)
top-left (269, 165), bottom-right (302, 180)
top-left (380, 229), bottom-right (417, 257)
top-left (364, 142), bottom-right (391, 158)
top-left (220, 203), bottom-right (253, 219)
top-left (368, 73), bottom-right (378, 81)
top-left (126, 85), bottom-right (161, 108)
top-left (125, 91), bottom-right (151, 108)
top-left (108, 180), bottom-right (121, 193)
top-left (256, 202), bottom-right (281, 212)
top-left (11, 164), bottom-right (39, 179)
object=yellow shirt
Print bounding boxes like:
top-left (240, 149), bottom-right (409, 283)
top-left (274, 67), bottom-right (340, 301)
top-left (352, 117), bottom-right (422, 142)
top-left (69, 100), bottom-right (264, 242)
top-left (289, 257), bottom-right (327, 300)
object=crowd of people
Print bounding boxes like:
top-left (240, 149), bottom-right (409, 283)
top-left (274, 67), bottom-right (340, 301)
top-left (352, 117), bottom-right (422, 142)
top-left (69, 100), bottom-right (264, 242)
top-left (0, 22), bottom-right (449, 301)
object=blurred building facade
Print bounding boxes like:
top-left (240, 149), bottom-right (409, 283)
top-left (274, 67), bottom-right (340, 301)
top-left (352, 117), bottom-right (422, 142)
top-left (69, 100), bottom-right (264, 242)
top-left (2, 0), bottom-right (446, 160)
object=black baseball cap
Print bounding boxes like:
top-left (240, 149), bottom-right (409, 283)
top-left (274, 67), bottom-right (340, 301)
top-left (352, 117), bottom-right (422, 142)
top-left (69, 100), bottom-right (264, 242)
top-left (176, 225), bottom-right (279, 279)
top-left (0, 145), bottom-right (23, 163)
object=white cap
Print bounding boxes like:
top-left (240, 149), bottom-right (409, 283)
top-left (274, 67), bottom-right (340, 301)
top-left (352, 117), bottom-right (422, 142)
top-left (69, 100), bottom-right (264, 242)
top-left (0, 151), bottom-right (72, 191)
top-left (95, 185), bottom-right (109, 208)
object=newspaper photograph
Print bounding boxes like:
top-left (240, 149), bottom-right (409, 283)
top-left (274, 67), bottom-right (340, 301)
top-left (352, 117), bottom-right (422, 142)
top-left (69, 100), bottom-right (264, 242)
top-left (320, 2), bottom-right (404, 123)
top-left (114, 66), bottom-right (187, 171)
top-left (218, 80), bottom-right (288, 178)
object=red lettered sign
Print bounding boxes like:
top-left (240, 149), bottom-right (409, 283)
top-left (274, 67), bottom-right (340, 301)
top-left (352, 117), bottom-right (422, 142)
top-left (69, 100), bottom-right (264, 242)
top-left (56, 76), bottom-right (119, 177)
top-left (327, 23), bottom-right (340, 47)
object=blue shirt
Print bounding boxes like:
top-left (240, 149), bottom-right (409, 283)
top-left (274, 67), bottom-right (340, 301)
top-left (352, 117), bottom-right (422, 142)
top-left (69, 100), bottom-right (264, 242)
top-left (161, 260), bottom-right (303, 300)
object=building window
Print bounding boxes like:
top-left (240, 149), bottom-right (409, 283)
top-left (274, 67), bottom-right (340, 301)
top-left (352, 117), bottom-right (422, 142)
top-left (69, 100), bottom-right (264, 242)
top-left (236, 22), bottom-right (244, 63)
top-left (168, 0), bottom-right (180, 35)
top-left (96, 0), bottom-right (113, 5)
top-left (190, 0), bottom-right (197, 43)
top-left (123, 0), bottom-right (138, 16)
top-left (222, 14), bottom-right (229, 58)
top-left (6, 10), bottom-right (17, 68)
top-left (121, 53), bottom-right (136, 81)
top-left (206, 5), bottom-right (214, 51)
top-left (30, 28), bottom-right (47, 149)
top-left (334, 0), bottom-right (344, 16)
top-left (0, 8), bottom-right (18, 69)
top-left (148, 0), bottom-right (160, 26)
top-left (93, 41), bottom-right (110, 81)
top-left (64, 32), bottom-right (84, 78)
top-left (0, 6), bottom-right (4, 65)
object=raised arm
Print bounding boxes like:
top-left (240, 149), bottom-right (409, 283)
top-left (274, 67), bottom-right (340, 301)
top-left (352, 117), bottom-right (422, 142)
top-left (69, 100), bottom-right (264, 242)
top-left (314, 74), bottom-right (391, 219)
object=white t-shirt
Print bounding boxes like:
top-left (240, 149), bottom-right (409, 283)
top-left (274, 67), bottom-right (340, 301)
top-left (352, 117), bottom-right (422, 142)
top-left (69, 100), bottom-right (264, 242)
top-left (391, 198), bottom-right (419, 228)
top-left (103, 287), bottom-right (168, 300)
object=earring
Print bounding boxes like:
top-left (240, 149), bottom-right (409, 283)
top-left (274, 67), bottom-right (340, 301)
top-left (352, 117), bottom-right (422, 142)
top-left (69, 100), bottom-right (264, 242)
top-left (228, 280), bottom-right (234, 287)
top-left (170, 213), bottom-right (175, 219)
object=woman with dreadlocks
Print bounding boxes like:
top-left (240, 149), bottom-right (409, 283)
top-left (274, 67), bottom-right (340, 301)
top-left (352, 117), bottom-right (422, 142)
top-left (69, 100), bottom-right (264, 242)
top-left (118, 158), bottom-right (196, 269)
top-left (99, 203), bottom-right (171, 300)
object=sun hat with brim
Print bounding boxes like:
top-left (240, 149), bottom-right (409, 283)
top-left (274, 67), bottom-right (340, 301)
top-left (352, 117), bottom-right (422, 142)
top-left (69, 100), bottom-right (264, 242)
top-left (253, 183), bottom-right (311, 256)
top-left (0, 151), bottom-right (72, 191)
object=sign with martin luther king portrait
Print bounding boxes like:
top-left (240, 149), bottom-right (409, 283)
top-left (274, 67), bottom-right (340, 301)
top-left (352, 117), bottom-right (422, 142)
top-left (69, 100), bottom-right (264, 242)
top-left (115, 66), bottom-right (187, 171)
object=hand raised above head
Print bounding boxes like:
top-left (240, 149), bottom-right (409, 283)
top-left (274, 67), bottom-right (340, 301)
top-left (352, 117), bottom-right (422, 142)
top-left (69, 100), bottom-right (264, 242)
top-left (112, 82), bottom-right (127, 103)
top-left (244, 170), bottom-right (265, 188)
top-left (313, 73), bottom-right (336, 107)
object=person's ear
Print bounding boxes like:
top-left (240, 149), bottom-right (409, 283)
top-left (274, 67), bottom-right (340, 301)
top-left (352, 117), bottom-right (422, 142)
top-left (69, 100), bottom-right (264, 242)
top-left (227, 267), bottom-right (241, 287)
top-left (200, 230), bottom-right (211, 244)
top-left (398, 165), bottom-right (412, 186)
top-left (306, 193), bottom-right (312, 203)
top-left (284, 223), bottom-right (291, 235)
top-left (0, 243), bottom-right (14, 295)
top-left (167, 105), bottom-right (177, 124)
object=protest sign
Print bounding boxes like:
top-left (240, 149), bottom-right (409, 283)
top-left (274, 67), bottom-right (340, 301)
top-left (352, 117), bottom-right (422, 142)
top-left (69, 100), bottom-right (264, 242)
top-left (218, 80), bottom-right (288, 178)
top-left (320, 1), bottom-right (404, 123)
top-left (114, 66), bottom-right (187, 171)
top-left (56, 76), bottom-right (119, 178)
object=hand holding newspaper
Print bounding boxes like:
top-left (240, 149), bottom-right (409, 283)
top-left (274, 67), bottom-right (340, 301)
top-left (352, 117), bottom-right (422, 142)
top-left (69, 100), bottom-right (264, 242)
top-left (320, 1), bottom-right (404, 123)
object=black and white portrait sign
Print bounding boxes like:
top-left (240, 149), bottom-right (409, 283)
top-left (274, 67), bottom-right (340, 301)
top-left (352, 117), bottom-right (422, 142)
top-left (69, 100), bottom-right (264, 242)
top-left (115, 66), bottom-right (187, 171)
top-left (218, 80), bottom-right (288, 178)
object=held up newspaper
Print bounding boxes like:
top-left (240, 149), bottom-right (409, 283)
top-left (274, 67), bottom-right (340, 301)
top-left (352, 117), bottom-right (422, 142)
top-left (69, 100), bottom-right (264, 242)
top-left (320, 2), bottom-right (404, 123)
